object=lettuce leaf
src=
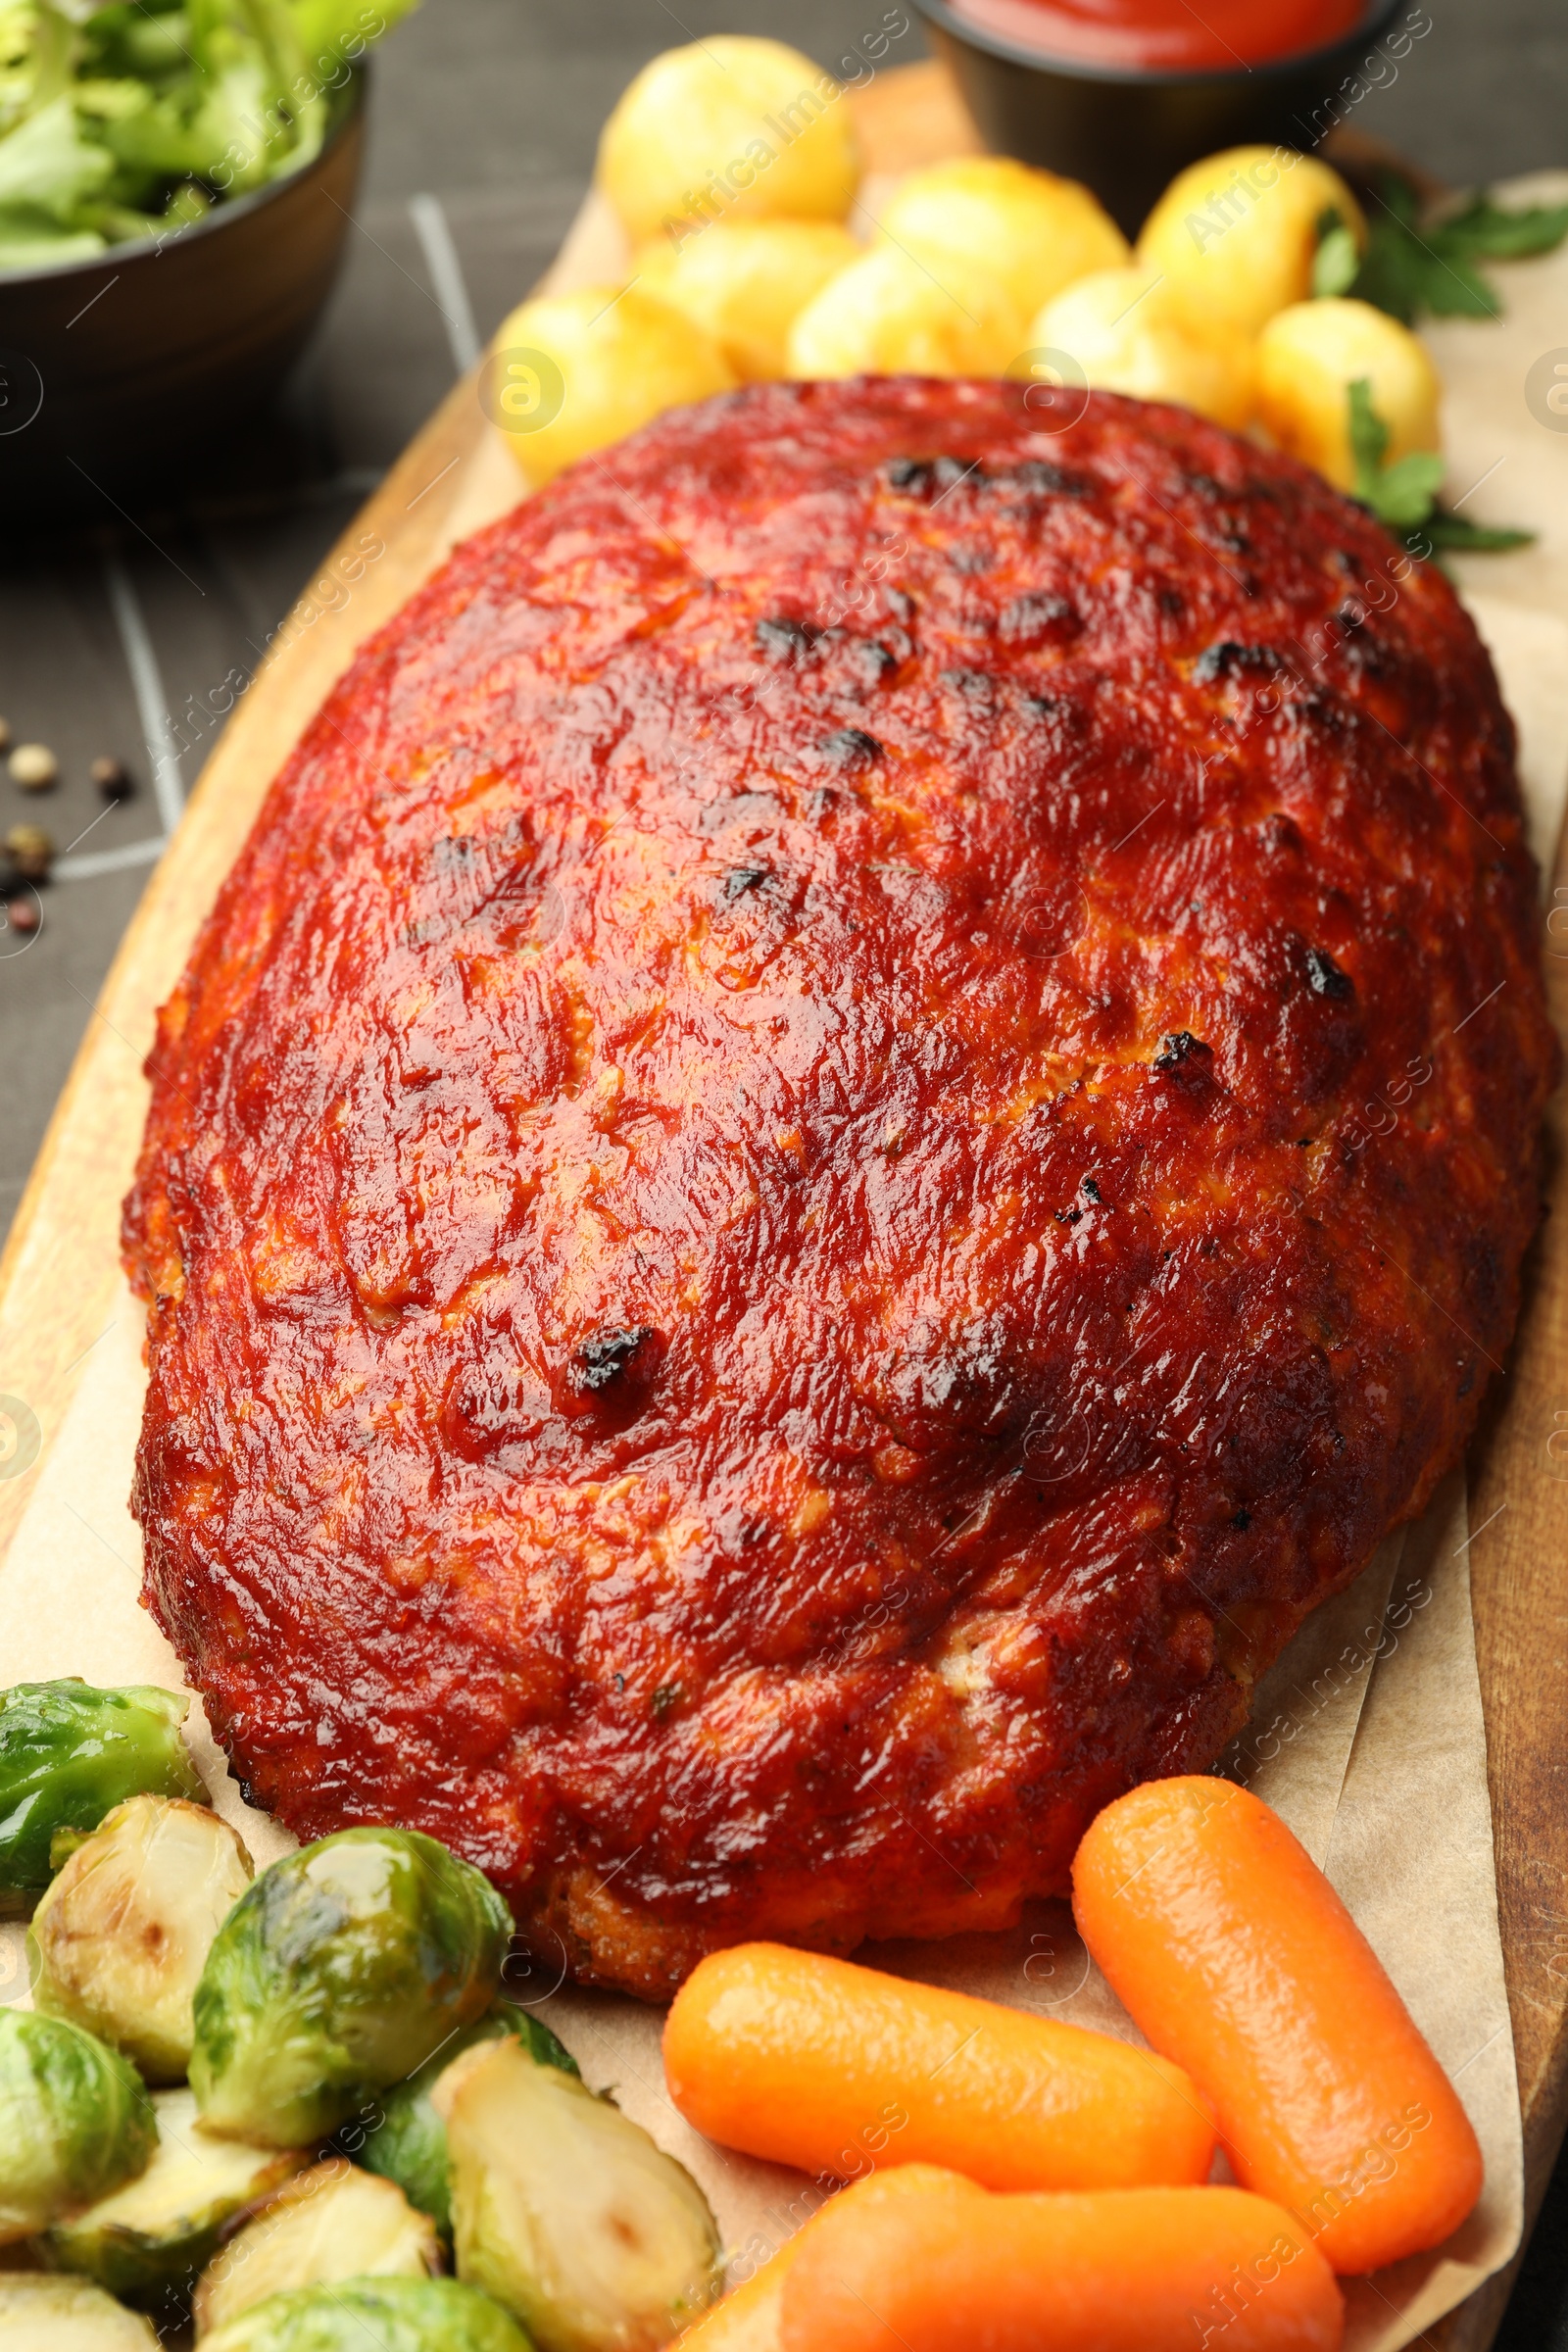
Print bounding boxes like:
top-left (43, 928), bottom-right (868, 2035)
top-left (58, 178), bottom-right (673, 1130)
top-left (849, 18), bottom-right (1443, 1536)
top-left (0, 0), bottom-right (418, 267)
top-left (0, 91), bottom-right (111, 213)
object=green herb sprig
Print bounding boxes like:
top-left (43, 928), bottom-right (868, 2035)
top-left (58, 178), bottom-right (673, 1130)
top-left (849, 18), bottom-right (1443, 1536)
top-left (1346, 170), bottom-right (1568, 326)
top-left (1310, 205), bottom-right (1360, 300)
top-left (1347, 377), bottom-right (1533, 558)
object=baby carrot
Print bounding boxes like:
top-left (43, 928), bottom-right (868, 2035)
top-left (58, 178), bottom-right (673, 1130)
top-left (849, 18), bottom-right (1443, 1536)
top-left (662, 1940), bottom-right (1215, 2192)
top-left (675, 2167), bottom-right (980, 2350)
top-left (776, 2177), bottom-right (1344, 2352)
top-left (1071, 1777), bottom-right (1483, 2275)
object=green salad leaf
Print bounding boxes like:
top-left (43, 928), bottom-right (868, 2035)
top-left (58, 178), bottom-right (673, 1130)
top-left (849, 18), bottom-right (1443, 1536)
top-left (0, 0), bottom-right (419, 270)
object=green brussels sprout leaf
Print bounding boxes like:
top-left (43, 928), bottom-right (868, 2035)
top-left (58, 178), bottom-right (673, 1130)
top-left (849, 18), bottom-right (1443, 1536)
top-left (31, 1794), bottom-right (254, 2082)
top-left (0, 2008), bottom-right (157, 2242)
top-left (0, 2272), bottom-right (160, 2347)
top-left (438, 2038), bottom-right (723, 2352)
top-left (0, 1680), bottom-right (203, 1902)
top-left (198, 2276), bottom-right (533, 2352)
top-left (48, 1826), bottom-right (95, 1873)
top-left (44, 2084), bottom-right (310, 2305)
top-left (194, 2158), bottom-right (438, 2336)
top-left (191, 1827), bottom-right (512, 2146)
top-left (352, 2005), bottom-right (579, 2237)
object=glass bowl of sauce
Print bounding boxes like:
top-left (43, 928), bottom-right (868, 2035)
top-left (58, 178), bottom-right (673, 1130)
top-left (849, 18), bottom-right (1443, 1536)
top-left (916, 0), bottom-right (1407, 234)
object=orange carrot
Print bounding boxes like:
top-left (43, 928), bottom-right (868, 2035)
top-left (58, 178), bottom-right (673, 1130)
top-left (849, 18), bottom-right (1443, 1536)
top-left (676, 2167), bottom-right (979, 2350)
top-left (776, 2175), bottom-right (1344, 2352)
top-left (662, 1940), bottom-right (1215, 2192)
top-left (1071, 1776), bottom-right (1483, 2274)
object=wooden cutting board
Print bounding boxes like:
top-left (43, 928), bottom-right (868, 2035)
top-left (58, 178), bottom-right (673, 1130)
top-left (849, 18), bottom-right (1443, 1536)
top-left (2, 61), bottom-right (1565, 2347)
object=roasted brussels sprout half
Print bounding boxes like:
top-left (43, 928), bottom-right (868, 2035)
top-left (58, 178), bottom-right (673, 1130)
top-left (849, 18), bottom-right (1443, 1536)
top-left (198, 2277), bottom-right (533, 2351)
top-left (31, 1795), bottom-right (254, 2082)
top-left (436, 2038), bottom-right (722, 2352)
top-left (194, 2159), bottom-right (439, 2335)
top-left (191, 1828), bottom-right (511, 2147)
top-left (44, 2085), bottom-right (309, 2304)
top-left (0, 2009), bottom-right (156, 2241)
top-left (356, 2007), bottom-right (579, 2237)
top-left (0, 2273), bottom-right (159, 2348)
top-left (0, 1681), bottom-right (202, 1903)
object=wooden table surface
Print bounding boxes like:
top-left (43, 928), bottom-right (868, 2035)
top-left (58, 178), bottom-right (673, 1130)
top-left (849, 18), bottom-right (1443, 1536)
top-left (1, 61), bottom-right (1565, 2349)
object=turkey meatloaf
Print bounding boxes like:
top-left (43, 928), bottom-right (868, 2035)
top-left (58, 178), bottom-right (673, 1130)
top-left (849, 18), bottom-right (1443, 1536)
top-left (124, 378), bottom-right (1555, 1998)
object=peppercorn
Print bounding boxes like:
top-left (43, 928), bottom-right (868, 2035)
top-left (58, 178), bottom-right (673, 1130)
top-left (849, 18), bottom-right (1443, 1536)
top-left (91, 756), bottom-right (134, 801)
top-left (5, 824), bottom-right (53, 880)
top-left (9, 744), bottom-right (58, 791)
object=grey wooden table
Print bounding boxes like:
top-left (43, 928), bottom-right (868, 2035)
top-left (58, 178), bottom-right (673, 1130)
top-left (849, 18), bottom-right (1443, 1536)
top-left (0, 1), bottom-right (1565, 2339)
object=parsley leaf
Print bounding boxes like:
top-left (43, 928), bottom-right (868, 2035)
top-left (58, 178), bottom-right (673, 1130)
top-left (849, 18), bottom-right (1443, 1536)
top-left (1350, 169), bottom-right (1568, 325)
top-left (1347, 377), bottom-right (1393, 506)
top-left (1371, 451), bottom-right (1447, 529)
top-left (1414, 513), bottom-right (1535, 555)
top-left (1439, 190), bottom-right (1568, 261)
top-left (1311, 205), bottom-right (1360, 299)
top-left (1346, 379), bottom-right (1534, 557)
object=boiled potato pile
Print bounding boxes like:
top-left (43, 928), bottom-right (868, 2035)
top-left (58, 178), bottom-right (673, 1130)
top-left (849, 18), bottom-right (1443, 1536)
top-left (637, 218), bottom-right (859, 378)
top-left (1138, 146), bottom-right (1366, 337)
top-left (789, 242), bottom-right (1023, 379)
top-left (1028, 267), bottom-right (1253, 433)
top-left (598, 33), bottom-right (859, 241)
top-left (0, 1677), bottom-right (721, 2352)
top-left (491, 38), bottom-right (1444, 519)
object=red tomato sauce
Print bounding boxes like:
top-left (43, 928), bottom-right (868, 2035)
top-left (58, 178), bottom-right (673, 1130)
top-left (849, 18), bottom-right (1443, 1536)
top-left (948, 0), bottom-right (1364, 71)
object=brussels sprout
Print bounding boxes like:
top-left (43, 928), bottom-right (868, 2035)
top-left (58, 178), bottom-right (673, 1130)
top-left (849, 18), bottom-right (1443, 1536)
top-left (0, 2009), bottom-right (156, 2242)
top-left (199, 2278), bottom-right (533, 2352)
top-left (193, 2158), bottom-right (439, 2335)
top-left (356, 2006), bottom-right (580, 2237)
top-left (0, 1681), bottom-right (203, 1903)
top-left (0, 2273), bottom-right (159, 2348)
top-left (44, 2085), bottom-right (310, 2304)
top-left (436, 2038), bottom-right (722, 2352)
top-left (31, 1795), bottom-right (254, 2082)
top-left (191, 1828), bottom-right (511, 2147)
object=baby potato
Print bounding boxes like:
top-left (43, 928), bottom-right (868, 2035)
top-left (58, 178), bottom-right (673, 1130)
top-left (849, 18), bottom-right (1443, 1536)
top-left (635, 219), bottom-right (860, 380)
top-left (1029, 268), bottom-right (1253, 428)
top-left (597, 37), bottom-right (858, 244)
top-left (876, 156), bottom-right (1129, 323)
top-left (489, 285), bottom-right (736, 487)
top-left (1254, 296), bottom-right (1442, 492)
top-left (788, 244), bottom-right (1023, 379)
top-left (1138, 145), bottom-right (1365, 339)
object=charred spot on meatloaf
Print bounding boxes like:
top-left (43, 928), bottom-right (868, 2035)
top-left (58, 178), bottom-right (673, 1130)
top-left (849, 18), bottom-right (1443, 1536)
top-left (123, 378), bottom-right (1555, 2000)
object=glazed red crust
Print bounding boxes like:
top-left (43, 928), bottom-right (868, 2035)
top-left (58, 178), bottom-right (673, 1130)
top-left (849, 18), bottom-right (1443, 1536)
top-left (125, 380), bottom-right (1554, 1997)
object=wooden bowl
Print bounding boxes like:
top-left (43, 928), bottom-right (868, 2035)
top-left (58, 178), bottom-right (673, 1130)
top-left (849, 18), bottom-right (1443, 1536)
top-left (0, 72), bottom-right (367, 515)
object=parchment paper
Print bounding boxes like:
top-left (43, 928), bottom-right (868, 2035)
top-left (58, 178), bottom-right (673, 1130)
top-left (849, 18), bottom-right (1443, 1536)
top-left (0, 1303), bottom-right (1529, 2352)
top-left (4, 170), bottom-right (1568, 2350)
